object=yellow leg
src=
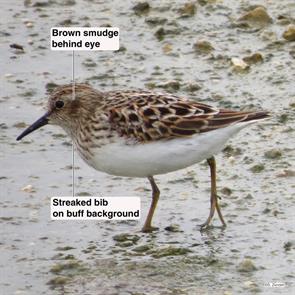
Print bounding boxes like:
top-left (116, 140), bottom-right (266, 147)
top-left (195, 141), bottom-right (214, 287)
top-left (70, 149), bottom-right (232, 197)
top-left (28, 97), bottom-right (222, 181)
top-left (200, 156), bottom-right (226, 229)
top-left (142, 176), bottom-right (160, 233)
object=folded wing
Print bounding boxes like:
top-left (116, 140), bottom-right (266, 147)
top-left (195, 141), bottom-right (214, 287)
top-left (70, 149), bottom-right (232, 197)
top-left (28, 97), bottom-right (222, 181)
top-left (107, 91), bottom-right (269, 142)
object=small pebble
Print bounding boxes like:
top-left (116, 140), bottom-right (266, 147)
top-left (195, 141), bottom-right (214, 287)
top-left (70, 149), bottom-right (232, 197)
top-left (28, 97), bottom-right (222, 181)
top-left (276, 170), bottom-right (295, 177)
top-left (277, 14), bottom-right (293, 26)
top-left (283, 24), bottom-right (295, 42)
top-left (183, 82), bottom-right (201, 92)
top-left (156, 80), bottom-right (180, 91)
top-left (238, 7), bottom-right (272, 25)
top-left (47, 276), bottom-right (68, 286)
top-left (133, 2), bottom-right (150, 15)
top-left (193, 40), bottom-right (214, 53)
top-left (10, 43), bottom-right (24, 51)
top-left (26, 22), bottom-right (34, 28)
top-left (113, 233), bottom-right (140, 243)
top-left (238, 259), bottom-right (257, 272)
top-left (164, 224), bottom-right (181, 232)
top-left (82, 59), bottom-right (97, 68)
top-left (178, 2), bottom-right (196, 18)
top-left (21, 184), bottom-right (35, 193)
top-left (283, 241), bottom-right (294, 251)
top-left (162, 43), bottom-right (173, 54)
top-left (228, 156), bottom-right (235, 164)
top-left (231, 57), bottom-right (249, 71)
top-left (250, 164), bottom-right (265, 173)
top-left (261, 30), bottom-right (277, 42)
top-left (33, 1), bottom-right (51, 7)
top-left (264, 149), bottom-right (282, 159)
top-left (243, 53), bottom-right (263, 64)
top-left (116, 241), bottom-right (134, 248)
top-left (13, 122), bottom-right (27, 128)
top-left (244, 281), bottom-right (256, 287)
top-left (132, 244), bottom-right (152, 253)
top-left (46, 82), bottom-right (59, 93)
top-left (154, 27), bottom-right (166, 40)
top-left (220, 187), bottom-right (232, 196)
top-left (145, 16), bottom-right (167, 26)
top-left (151, 246), bottom-right (191, 258)
top-left (243, 280), bottom-right (260, 292)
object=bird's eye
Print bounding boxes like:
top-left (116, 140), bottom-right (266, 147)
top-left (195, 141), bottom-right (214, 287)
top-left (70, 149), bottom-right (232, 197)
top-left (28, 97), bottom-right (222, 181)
top-left (55, 100), bottom-right (64, 109)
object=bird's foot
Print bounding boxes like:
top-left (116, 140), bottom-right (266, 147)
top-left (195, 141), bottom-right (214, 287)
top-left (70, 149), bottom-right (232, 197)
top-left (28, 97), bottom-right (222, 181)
top-left (199, 221), bottom-right (213, 231)
top-left (199, 221), bottom-right (226, 231)
top-left (141, 225), bottom-right (159, 233)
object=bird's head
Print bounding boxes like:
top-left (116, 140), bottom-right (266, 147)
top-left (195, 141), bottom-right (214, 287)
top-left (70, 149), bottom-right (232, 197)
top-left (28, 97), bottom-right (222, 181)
top-left (16, 83), bottom-right (101, 141)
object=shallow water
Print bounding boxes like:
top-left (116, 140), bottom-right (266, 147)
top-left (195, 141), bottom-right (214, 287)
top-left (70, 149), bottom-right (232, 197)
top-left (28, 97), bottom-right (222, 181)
top-left (1, 0), bottom-right (295, 294)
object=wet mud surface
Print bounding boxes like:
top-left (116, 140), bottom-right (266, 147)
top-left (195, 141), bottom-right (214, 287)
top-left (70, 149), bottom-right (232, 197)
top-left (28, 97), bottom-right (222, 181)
top-left (1, 0), bottom-right (295, 294)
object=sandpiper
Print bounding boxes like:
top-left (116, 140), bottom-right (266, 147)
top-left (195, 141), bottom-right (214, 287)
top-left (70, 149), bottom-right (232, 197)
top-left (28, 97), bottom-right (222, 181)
top-left (17, 84), bottom-right (269, 232)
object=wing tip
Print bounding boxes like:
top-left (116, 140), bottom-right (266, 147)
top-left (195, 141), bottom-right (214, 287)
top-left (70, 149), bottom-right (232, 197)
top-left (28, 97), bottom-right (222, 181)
top-left (243, 111), bottom-right (270, 122)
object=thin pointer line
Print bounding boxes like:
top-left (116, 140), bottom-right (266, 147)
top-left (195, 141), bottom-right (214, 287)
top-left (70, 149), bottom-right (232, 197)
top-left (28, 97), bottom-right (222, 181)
top-left (72, 50), bottom-right (75, 197)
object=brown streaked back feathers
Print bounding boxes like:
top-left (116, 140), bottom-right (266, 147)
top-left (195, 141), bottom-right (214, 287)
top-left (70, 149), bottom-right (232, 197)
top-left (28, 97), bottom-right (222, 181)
top-left (105, 91), bottom-right (269, 142)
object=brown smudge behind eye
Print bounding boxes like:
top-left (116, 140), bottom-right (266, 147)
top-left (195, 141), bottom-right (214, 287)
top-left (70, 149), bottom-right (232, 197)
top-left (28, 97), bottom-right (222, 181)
top-left (70, 99), bottom-right (81, 112)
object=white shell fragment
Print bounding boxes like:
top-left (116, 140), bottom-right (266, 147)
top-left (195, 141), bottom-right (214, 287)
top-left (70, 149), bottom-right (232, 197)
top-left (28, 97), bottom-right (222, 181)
top-left (21, 184), bottom-right (35, 193)
top-left (231, 57), bottom-right (250, 71)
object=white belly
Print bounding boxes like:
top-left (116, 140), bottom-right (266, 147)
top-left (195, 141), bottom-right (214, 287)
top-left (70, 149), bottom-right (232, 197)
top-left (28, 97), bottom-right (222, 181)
top-left (84, 122), bottom-right (253, 177)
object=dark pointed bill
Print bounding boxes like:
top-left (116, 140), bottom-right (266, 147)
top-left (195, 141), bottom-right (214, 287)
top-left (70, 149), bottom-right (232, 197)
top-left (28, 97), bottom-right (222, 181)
top-left (16, 111), bottom-right (51, 141)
